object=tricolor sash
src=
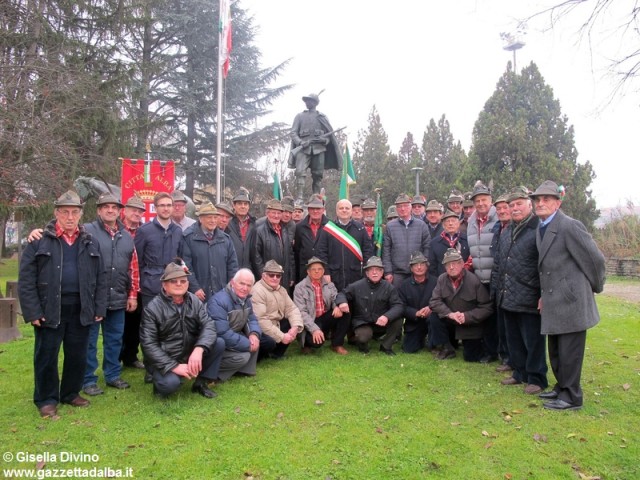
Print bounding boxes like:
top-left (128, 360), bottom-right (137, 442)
top-left (323, 221), bottom-right (363, 262)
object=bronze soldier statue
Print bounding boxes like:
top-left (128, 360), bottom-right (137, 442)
top-left (289, 93), bottom-right (342, 200)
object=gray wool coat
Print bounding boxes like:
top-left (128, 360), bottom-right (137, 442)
top-left (536, 210), bottom-right (606, 335)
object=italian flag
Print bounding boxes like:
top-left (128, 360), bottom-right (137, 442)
top-left (219, 0), bottom-right (232, 78)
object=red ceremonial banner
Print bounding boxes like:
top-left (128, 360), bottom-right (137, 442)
top-left (121, 158), bottom-right (175, 222)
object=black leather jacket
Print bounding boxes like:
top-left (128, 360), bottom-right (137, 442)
top-left (140, 290), bottom-right (217, 375)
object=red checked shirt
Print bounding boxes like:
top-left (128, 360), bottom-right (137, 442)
top-left (311, 280), bottom-right (326, 318)
top-left (55, 222), bottom-right (79, 246)
top-left (309, 221), bottom-right (321, 238)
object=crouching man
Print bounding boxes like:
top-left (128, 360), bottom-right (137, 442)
top-left (208, 269), bottom-right (262, 380)
top-left (140, 259), bottom-right (225, 398)
top-left (429, 249), bottom-right (494, 362)
top-left (293, 257), bottom-right (350, 355)
top-left (336, 256), bottom-right (404, 355)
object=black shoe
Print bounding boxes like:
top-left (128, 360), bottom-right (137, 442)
top-left (480, 355), bottom-right (498, 364)
top-left (144, 373), bottom-right (153, 384)
top-left (436, 349), bottom-right (456, 360)
top-left (379, 345), bottom-right (396, 356)
top-left (357, 342), bottom-right (370, 354)
top-left (124, 360), bottom-right (145, 369)
top-left (106, 378), bottom-right (130, 389)
top-left (539, 390), bottom-right (559, 400)
top-left (543, 399), bottom-right (582, 411)
top-left (192, 379), bottom-right (217, 399)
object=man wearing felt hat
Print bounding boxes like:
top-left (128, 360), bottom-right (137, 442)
top-left (397, 252), bottom-right (438, 353)
top-left (228, 188), bottom-right (257, 271)
top-left (19, 190), bottom-right (108, 418)
top-left (382, 193), bottom-right (431, 287)
top-left (289, 93), bottom-right (342, 200)
top-left (181, 202), bottom-right (239, 302)
top-left (293, 257), bottom-right (349, 355)
top-left (140, 259), bottom-right (225, 399)
top-left (428, 209), bottom-right (471, 281)
top-left (491, 187), bottom-right (548, 395)
top-left (429, 249), bottom-right (493, 362)
top-left (529, 180), bottom-right (605, 411)
top-left (252, 199), bottom-right (295, 288)
top-left (250, 260), bottom-right (304, 360)
top-left (294, 194), bottom-right (329, 282)
top-left (171, 190), bottom-right (196, 231)
top-left (336, 256), bottom-right (404, 355)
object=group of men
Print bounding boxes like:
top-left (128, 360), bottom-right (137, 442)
top-left (18, 177), bottom-right (605, 418)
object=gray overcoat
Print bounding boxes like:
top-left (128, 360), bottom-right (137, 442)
top-left (536, 210), bottom-right (606, 335)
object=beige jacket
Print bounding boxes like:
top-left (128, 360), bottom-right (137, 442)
top-left (250, 279), bottom-right (303, 342)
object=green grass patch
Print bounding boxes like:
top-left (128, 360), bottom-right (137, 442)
top-left (0, 263), bottom-right (638, 479)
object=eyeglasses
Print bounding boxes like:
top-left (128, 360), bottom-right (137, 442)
top-left (168, 278), bottom-right (188, 285)
top-left (265, 273), bottom-right (282, 279)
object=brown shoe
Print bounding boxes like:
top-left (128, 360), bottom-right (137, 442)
top-left (524, 384), bottom-right (543, 395)
top-left (64, 395), bottom-right (90, 407)
top-left (495, 364), bottom-right (512, 373)
top-left (39, 404), bottom-right (58, 418)
top-left (500, 377), bottom-right (522, 385)
top-left (331, 346), bottom-right (348, 355)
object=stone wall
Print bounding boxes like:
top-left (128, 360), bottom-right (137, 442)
top-left (606, 258), bottom-right (640, 278)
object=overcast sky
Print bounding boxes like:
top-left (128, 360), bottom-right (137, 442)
top-left (239, 0), bottom-right (639, 208)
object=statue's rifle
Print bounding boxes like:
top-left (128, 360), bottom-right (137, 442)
top-left (291, 126), bottom-right (346, 156)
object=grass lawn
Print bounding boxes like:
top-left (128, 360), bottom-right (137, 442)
top-left (0, 258), bottom-right (638, 479)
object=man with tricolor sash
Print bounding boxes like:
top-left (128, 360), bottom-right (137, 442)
top-left (317, 199), bottom-right (373, 292)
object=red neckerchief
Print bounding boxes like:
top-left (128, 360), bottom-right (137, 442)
top-left (440, 231), bottom-right (459, 248)
top-left (365, 224), bottom-right (374, 237)
top-left (450, 274), bottom-right (463, 290)
top-left (55, 222), bottom-right (80, 246)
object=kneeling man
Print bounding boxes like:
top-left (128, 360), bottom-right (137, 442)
top-left (141, 260), bottom-right (225, 398)
top-left (336, 256), bottom-right (404, 355)
top-left (208, 268), bottom-right (262, 380)
top-left (430, 249), bottom-right (494, 362)
top-left (293, 257), bottom-right (349, 355)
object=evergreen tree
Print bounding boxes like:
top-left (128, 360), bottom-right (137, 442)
top-left (467, 62), bottom-right (598, 228)
top-left (420, 114), bottom-right (468, 203)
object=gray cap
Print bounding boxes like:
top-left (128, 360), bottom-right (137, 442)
top-left (529, 180), bottom-right (562, 199)
top-left (54, 190), bottom-right (83, 208)
top-left (281, 196), bottom-right (295, 213)
top-left (362, 198), bottom-right (376, 210)
top-left (447, 190), bottom-right (464, 203)
top-left (171, 190), bottom-right (188, 203)
top-left (125, 196), bottom-right (146, 211)
top-left (96, 192), bottom-right (123, 208)
top-left (425, 200), bottom-right (443, 212)
top-left (442, 209), bottom-right (460, 221)
top-left (493, 194), bottom-right (510, 206)
top-left (442, 248), bottom-right (463, 264)
top-left (387, 205), bottom-right (398, 219)
top-left (263, 260), bottom-right (284, 274)
top-left (306, 256), bottom-right (326, 268)
top-left (409, 251), bottom-right (428, 265)
top-left (215, 201), bottom-right (234, 216)
top-left (462, 192), bottom-right (474, 207)
top-left (306, 194), bottom-right (325, 209)
top-left (232, 189), bottom-right (251, 203)
top-left (394, 193), bottom-right (412, 205)
top-left (293, 200), bottom-right (305, 212)
top-left (266, 199), bottom-right (284, 211)
top-left (364, 256), bottom-right (384, 270)
top-left (471, 182), bottom-right (491, 199)
top-left (161, 259), bottom-right (192, 281)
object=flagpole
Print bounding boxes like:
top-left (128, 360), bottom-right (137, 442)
top-left (215, 0), bottom-right (224, 204)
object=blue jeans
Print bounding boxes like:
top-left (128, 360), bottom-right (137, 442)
top-left (84, 308), bottom-right (125, 386)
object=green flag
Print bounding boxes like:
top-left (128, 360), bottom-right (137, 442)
top-left (272, 172), bottom-right (282, 200)
top-left (373, 194), bottom-right (384, 256)
top-left (338, 145), bottom-right (356, 200)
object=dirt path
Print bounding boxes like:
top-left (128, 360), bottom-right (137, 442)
top-left (602, 282), bottom-right (640, 304)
